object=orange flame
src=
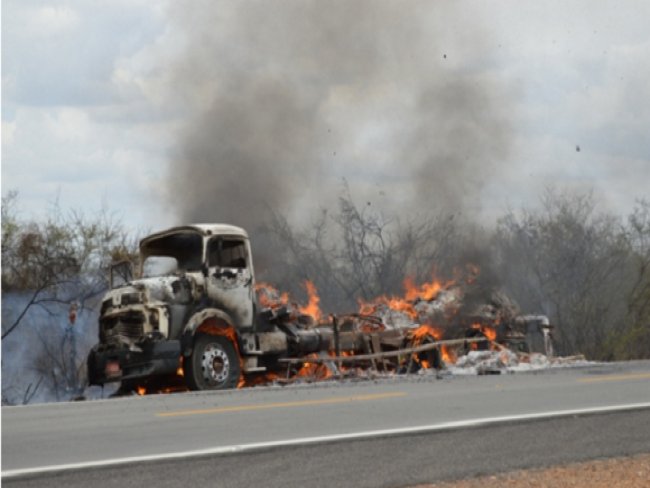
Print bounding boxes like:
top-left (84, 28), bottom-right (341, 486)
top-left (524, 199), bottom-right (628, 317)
top-left (176, 356), bottom-right (184, 377)
top-left (441, 345), bottom-right (456, 363)
top-left (357, 275), bottom-right (455, 320)
top-left (409, 325), bottom-right (460, 365)
top-left (298, 280), bottom-right (322, 322)
top-left (403, 276), bottom-right (444, 302)
top-left (358, 296), bottom-right (418, 319)
top-left (483, 326), bottom-right (497, 342)
top-left (256, 282), bottom-right (289, 309)
top-left (294, 353), bottom-right (334, 380)
top-left (256, 281), bottom-right (322, 322)
top-left (470, 322), bottom-right (497, 342)
top-left (410, 324), bottom-right (443, 342)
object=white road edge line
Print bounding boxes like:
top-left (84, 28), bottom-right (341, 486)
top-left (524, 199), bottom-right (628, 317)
top-left (4, 402), bottom-right (650, 479)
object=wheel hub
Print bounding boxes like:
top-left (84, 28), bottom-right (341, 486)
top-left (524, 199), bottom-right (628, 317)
top-left (201, 343), bottom-right (230, 384)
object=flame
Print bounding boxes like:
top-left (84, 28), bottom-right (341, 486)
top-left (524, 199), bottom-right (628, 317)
top-left (298, 280), bottom-right (322, 322)
top-left (294, 353), bottom-right (334, 380)
top-left (256, 282), bottom-right (289, 309)
top-left (404, 276), bottom-right (444, 302)
top-left (408, 325), bottom-right (460, 366)
top-left (358, 296), bottom-right (418, 319)
top-left (441, 345), bottom-right (456, 363)
top-left (470, 322), bottom-right (497, 342)
top-left (197, 319), bottom-right (239, 344)
top-left (256, 281), bottom-right (322, 322)
top-left (176, 356), bottom-right (184, 377)
top-left (410, 324), bottom-right (443, 342)
top-left (357, 275), bottom-right (455, 320)
top-left (408, 325), bottom-right (442, 370)
top-left (483, 326), bottom-right (497, 341)
top-left (136, 386), bottom-right (146, 396)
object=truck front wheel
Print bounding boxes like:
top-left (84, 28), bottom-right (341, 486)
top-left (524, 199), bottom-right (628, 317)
top-left (185, 334), bottom-right (241, 390)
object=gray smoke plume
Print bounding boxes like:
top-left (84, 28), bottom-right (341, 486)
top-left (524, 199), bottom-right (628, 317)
top-left (1, 294), bottom-right (113, 404)
top-left (164, 1), bottom-right (514, 237)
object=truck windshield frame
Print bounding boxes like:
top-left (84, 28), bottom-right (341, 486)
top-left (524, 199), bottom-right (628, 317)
top-left (207, 236), bottom-right (248, 269)
top-left (140, 232), bottom-right (204, 275)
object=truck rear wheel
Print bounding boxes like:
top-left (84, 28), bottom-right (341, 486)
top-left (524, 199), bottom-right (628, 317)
top-left (185, 334), bottom-right (241, 390)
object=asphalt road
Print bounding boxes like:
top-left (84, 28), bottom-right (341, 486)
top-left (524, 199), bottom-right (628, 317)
top-left (3, 360), bottom-right (650, 487)
top-left (5, 409), bottom-right (650, 488)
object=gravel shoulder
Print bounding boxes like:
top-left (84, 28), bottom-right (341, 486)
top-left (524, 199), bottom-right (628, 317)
top-left (417, 454), bottom-right (650, 488)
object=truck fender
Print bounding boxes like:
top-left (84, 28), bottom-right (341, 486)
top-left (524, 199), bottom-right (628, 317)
top-left (181, 308), bottom-right (238, 357)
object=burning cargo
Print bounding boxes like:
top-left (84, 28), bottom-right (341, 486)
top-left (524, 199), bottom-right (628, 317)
top-left (87, 223), bottom-right (555, 394)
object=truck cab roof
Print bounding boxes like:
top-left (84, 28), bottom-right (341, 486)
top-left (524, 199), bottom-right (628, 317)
top-left (140, 224), bottom-right (249, 248)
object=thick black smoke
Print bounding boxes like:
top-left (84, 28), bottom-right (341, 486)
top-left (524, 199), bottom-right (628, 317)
top-left (164, 1), bottom-right (513, 239)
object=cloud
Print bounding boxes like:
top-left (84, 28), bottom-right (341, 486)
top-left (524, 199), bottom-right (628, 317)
top-left (30, 5), bottom-right (81, 35)
top-left (2, 1), bottom-right (164, 108)
top-left (2, 120), bottom-right (17, 146)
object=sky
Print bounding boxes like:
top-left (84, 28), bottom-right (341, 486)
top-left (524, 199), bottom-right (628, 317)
top-left (2, 0), bottom-right (649, 233)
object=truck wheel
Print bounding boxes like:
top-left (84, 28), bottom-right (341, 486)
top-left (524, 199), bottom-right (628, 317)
top-left (185, 334), bottom-right (241, 390)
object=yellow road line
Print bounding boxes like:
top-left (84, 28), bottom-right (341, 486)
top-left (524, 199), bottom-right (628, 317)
top-left (578, 372), bottom-right (650, 384)
top-left (156, 391), bottom-right (407, 418)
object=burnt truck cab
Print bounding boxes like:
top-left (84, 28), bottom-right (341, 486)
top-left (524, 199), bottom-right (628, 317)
top-left (87, 224), bottom-right (259, 390)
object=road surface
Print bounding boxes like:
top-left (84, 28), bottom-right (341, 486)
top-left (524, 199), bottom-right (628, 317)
top-left (3, 360), bottom-right (650, 486)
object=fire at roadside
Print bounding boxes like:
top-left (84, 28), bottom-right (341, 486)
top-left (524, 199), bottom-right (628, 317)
top-left (130, 269), bottom-right (585, 396)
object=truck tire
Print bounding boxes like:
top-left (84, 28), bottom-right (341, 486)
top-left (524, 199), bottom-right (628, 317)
top-left (185, 334), bottom-right (241, 390)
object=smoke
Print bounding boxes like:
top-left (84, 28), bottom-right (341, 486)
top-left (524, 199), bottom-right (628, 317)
top-left (164, 1), bottom-right (514, 239)
top-left (1, 294), bottom-right (113, 404)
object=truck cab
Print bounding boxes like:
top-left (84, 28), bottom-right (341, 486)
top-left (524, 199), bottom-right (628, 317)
top-left (87, 224), bottom-right (260, 391)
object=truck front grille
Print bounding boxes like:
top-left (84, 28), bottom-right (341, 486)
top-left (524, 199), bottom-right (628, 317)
top-left (101, 311), bottom-right (145, 345)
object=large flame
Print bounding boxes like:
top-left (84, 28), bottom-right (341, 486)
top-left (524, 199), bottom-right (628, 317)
top-left (358, 275), bottom-right (453, 320)
top-left (403, 276), bottom-right (445, 302)
top-left (298, 280), bottom-right (322, 322)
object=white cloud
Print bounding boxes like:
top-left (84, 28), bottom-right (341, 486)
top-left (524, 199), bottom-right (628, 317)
top-left (2, 120), bottom-right (17, 146)
top-left (45, 108), bottom-right (91, 142)
top-left (30, 5), bottom-right (81, 35)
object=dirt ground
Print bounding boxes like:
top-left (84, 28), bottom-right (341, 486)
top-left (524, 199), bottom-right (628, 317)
top-left (415, 454), bottom-right (650, 488)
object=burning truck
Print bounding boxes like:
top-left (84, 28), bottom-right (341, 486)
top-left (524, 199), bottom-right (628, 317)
top-left (87, 224), bottom-right (555, 393)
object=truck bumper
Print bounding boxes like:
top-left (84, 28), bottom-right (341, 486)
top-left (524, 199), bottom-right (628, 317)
top-left (87, 340), bottom-right (181, 385)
